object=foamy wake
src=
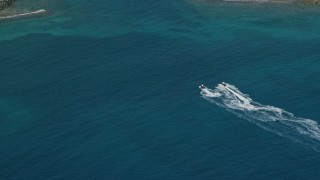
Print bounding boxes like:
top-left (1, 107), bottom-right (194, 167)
top-left (201, 83), bottom-right (320, 151)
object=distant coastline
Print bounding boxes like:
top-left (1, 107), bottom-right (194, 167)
top-left (189, 0), bottom-right (320, 5)
top-left (0, 9), bottom-right (48, 22)
top-left (0, 0), bottom-right (49, 23)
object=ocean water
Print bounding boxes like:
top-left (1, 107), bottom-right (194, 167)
top-left (1, 0), bottom-right (320, 179)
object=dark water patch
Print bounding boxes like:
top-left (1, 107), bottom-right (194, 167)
top-left (1, 26), bottom-right (320, 179)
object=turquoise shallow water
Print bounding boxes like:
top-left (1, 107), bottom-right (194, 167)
top-left (1, 0), bottom-right (320, 179)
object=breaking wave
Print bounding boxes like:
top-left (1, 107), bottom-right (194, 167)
top-left (200, 83), bottom-right (320, 151)
top-left (0, 9), bottom-right (47, 22)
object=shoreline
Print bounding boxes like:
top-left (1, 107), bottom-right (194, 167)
top-left (188, 0), bottom-right (320, 5)
top-left (0, 9), bottom-right (48, 22)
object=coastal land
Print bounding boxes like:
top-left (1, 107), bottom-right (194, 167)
top-left (0, 0), bottom-right (48, 22)
top-left (190, 0), bottom-right (320, 5)
top-left (0, 0), bottom-right (14, 10)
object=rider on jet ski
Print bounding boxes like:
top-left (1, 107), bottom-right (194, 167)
top-left (199, 84), bottom-right (206, 89)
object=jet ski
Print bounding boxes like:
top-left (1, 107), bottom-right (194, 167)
top-left (199, 84), bottom-right (206, 90)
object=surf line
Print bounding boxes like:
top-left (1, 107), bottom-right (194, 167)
top-left (200, 82), bottom-right (320, 151)
top-left (0, 9), bottom-right (48, 22)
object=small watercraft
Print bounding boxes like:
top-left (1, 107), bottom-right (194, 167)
top-left (199, 84), bottom-right (206, 89)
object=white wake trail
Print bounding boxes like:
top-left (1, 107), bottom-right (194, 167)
top-left (201, 83), bottom-right (320, 151)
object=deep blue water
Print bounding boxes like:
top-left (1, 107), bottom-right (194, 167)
top-left (1, 0), bottom-right (320, 179)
